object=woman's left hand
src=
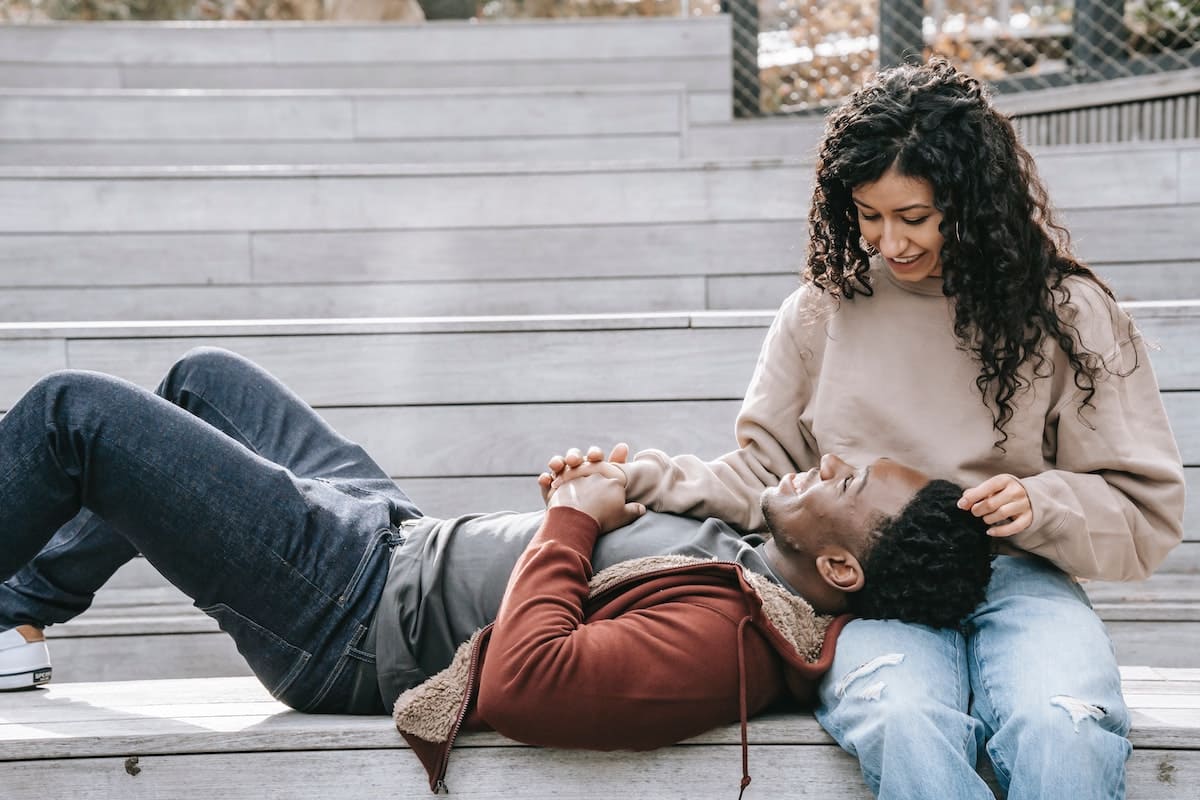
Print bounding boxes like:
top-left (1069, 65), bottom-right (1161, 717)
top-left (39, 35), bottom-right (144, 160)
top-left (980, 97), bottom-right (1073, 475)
top-left (958, 474), bottom-right (1033, 537)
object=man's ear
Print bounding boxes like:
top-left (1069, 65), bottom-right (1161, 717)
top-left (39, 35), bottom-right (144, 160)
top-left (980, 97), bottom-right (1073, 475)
top-left (816, 550), bottom-right (866, 594)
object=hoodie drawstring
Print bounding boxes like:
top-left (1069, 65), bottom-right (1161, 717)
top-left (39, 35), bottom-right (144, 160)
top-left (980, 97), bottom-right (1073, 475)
top-left (735, 615), bottom-right (752, 800)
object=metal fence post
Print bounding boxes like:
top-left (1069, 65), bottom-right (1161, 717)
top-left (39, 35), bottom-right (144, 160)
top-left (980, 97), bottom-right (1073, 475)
top-left (1072, 0), bottom-right (1128, 80)
top-left (722, 0), bottom-right (761, 117)
top-left (878, 0), bottom-right (926, 69)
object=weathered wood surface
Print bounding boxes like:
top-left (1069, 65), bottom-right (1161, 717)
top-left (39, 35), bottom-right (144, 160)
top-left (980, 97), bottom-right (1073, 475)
top-left (0, 673), bottom-right (1197, 798)
top-left (0, 304), bottom-right (1182, 675)
top-left (0, 18), bottom-right (728, 66)
top-left (0, 141), bottom-right (1195, 317)
top-left (0, 19), bottom-right (732, 127)
top-left (0, 306), bottom-right (1193, 486)
top-left (0, 85), bottom-right (689, 166)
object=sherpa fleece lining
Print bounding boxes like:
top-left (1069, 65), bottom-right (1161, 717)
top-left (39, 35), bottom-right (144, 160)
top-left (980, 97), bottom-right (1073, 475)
top-left (392, 554), bottom-right (832, 743)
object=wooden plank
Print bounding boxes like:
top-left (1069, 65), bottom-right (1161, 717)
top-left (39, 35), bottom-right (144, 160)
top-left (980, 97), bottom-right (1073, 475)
top-left (0, 232), bottom-right (251, 287)
top-left (0, 64), bottom-right (120, 89)
top-left (995, 68), bottom-right (1200, 115)
top-left (0, 730), bottom-right (1197, 798)
top-left (115, 59), bottom-right (729, 92)
top-left (0, 135), bottom-right (684, 167)
top-left (251, 221), bottom-right (801, 283)
top-left (0, 222), bottom-right (798, 287)
top-left (1063, 205), bottom-right (1197, 264)
top-left (55, 328), bottom-right (764, 406)
top-left (45, 633), bottom-right (251, 684)
top-left (0, 86), bottom-right (684, 141)
top-left (1182, 147), bottom-right (1200, 203)
top-left (1163, 393), bottom-right (1199, 464)
top-left (313, 402), bottom-right (743, 479)
top-left (0, 92), bottom-right (356, 141)
top-left (708, 273), bottom-right (800, 310)
top-left (0, 18), bottom-right (731, 64)
top-left (1108, 622), bottom-right (1200, 669)
top-left (1034, 146), bottom-right (1182, 208)
top-left (354, 87), bottom-right (684, 137)
top-left (0, 339), bottom-right (69, 399)
top-left (686, 117), bottom-right (826, 160)
top-left (0, 163), bottom-right (811, 233)
top-left (0, 276), bottom-right (709, 321)
top-left (1096, 262), bottom-right (1200, 303)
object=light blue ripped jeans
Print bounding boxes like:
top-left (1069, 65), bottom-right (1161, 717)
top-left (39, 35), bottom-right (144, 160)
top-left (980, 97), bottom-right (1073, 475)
top-left (817, 556), bottom-right (1131, 800)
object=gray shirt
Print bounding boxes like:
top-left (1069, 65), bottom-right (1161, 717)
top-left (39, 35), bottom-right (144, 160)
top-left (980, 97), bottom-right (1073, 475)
top-left (372, 509), bottom-right (793, 709)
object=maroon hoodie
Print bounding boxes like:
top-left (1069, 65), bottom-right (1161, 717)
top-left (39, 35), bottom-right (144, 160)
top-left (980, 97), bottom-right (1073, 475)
top-left (393, 506), bottom-right (850, 795)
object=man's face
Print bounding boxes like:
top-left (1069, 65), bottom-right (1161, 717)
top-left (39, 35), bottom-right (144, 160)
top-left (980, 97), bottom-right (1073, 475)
top-left (761, 454), bottom-right (929, 551)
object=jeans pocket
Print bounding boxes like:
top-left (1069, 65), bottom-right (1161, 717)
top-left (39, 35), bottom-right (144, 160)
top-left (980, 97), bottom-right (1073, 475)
top-left (336, 526), bottom-right (398, 607)
top-left (202, 602), bottom-right (312, 701)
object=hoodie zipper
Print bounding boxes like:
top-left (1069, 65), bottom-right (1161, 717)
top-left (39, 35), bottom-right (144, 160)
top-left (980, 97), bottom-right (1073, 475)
top-left (432, 621), bottom-right (492, 793)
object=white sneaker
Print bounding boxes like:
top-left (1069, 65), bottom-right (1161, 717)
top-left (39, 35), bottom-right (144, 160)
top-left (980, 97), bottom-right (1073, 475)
top-left (0, 625), bottom-right (52, 690)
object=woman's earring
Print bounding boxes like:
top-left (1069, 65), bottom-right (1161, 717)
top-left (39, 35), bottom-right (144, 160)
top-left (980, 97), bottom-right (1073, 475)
top-left (955, 221), bottom-right (964, 242)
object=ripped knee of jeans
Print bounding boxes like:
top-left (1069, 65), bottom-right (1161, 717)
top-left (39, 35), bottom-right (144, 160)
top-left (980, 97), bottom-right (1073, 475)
top-left (835, 653), bottom-right (905, 701)
top-left (1049, 695), bottom-right (1107, 733)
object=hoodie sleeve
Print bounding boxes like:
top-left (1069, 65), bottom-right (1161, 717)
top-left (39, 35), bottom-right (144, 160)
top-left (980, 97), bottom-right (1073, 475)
top-left (475, 506), bottom-right (785, 749)
top-left (1010, 283), bottom-right (1185, 580)
top-left (619, 289), bottom-right (826, 532)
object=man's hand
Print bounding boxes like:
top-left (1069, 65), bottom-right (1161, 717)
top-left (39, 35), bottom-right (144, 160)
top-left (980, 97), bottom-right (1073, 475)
top-left (544, 471), bottom-right (644, 534)
top-left (958, 474), bottom-right (1033, 537)
top-left (538, 443), bottom-right (630, 503)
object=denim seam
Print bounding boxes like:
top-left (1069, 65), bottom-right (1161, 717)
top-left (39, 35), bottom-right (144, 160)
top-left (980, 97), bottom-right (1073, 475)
top-left (300, 623), bottom-right (366, 712)
top-left (175, 388), bottom-right (263, 458)
top-left (202, 602), bottom-right (312, 699)
top-left (336, 528), bottom-right (392, 607)
top-left (971, 630), bottom-right (1012, 785)
top-left (954, 633), bottom-right (979, 779)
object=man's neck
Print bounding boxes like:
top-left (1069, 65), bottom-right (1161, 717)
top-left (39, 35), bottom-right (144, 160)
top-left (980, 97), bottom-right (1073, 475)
top-left (762, 539), bottom-right (846, 615)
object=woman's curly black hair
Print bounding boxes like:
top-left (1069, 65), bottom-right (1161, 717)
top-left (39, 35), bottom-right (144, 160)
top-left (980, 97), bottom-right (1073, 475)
top-left (807, 58), bottom-right (1126, 447)
top-left (848, 480), bottom-right (993, 629)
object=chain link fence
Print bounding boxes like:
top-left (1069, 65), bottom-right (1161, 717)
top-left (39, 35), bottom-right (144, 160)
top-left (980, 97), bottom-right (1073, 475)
top-left (749, 0), bottom-right (1200, 116)
top-left (4, 0), bottom-right (1196, 127)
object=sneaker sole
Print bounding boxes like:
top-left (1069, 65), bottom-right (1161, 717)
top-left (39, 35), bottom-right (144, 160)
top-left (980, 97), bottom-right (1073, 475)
top-left (0, 666), bottom-right (52, 691)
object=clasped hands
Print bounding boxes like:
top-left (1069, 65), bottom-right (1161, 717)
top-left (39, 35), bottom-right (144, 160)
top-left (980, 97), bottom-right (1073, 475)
top-left (540, 443), bottom-right (1033, 538)
top-left (539, 443), bottom-right (644, 534)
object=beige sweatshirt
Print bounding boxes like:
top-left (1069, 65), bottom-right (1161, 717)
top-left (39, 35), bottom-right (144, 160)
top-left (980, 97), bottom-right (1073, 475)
top-left (620, 264), bottom-right (1185, 582)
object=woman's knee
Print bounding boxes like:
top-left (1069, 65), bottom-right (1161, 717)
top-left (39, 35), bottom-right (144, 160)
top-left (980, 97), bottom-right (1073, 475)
top-left (1001, 693), bottom-right (1130, 750)
top-left (820, 631), bottom-right (969, 741)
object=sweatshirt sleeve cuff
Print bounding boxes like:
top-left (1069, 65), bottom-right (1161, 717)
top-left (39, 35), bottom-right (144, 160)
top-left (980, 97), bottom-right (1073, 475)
top-left (1009, 473), bottom-right (1067, 551)
top-left (538, 505), bottom-right (603, 556)
top-left (618, 460), bottom-right (660, 504)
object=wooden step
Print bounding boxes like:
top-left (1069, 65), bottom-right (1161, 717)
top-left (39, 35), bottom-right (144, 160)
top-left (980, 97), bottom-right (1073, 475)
top-left (2, 307), bottom-right (1195, 677)
top-left (0, 85), bottom-right (688, 167)
top-left (0, 18), bottom-right (732, 122)
top-left (39, 557), bottom-right (1200, 683)
top-left (0, 141), bottom-right (1196, 318)
top-left (0, 308), bottom-right (1194, 524)
top-left (1, 671), bottom-right (1197, 798)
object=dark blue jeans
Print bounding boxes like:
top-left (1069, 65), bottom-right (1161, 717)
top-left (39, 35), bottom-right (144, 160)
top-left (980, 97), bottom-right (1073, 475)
top-left (0, 348), bottom-right (421, 712)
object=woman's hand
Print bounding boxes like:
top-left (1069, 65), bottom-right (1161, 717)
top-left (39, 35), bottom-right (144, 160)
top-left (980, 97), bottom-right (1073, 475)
top-left (545, 472), bottom-right (645, 534)
top-left (958, 474), bottom-right (1033, 537)
top-left (538, 443), bottom-right (630, 503)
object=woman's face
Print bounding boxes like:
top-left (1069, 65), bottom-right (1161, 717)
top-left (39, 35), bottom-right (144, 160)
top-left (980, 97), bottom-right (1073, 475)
top-left (852, 166), bottom-right (945, 283)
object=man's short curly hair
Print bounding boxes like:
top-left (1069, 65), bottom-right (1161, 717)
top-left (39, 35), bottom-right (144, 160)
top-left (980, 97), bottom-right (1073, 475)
top-left (848, 479), bottom-right (993, 629)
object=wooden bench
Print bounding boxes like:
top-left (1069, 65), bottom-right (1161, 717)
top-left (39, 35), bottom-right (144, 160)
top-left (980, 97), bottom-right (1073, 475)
top-left (1, 140), bottom-right (1196, 319)
top-left (0, 85), bottom-right (689, 166)
top-left (1, 671), bottom-right (1197, 798)
top-left (0, 18), bottom-right (731, 121)
top-left (0, 304), bottom-right (1192, 677)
